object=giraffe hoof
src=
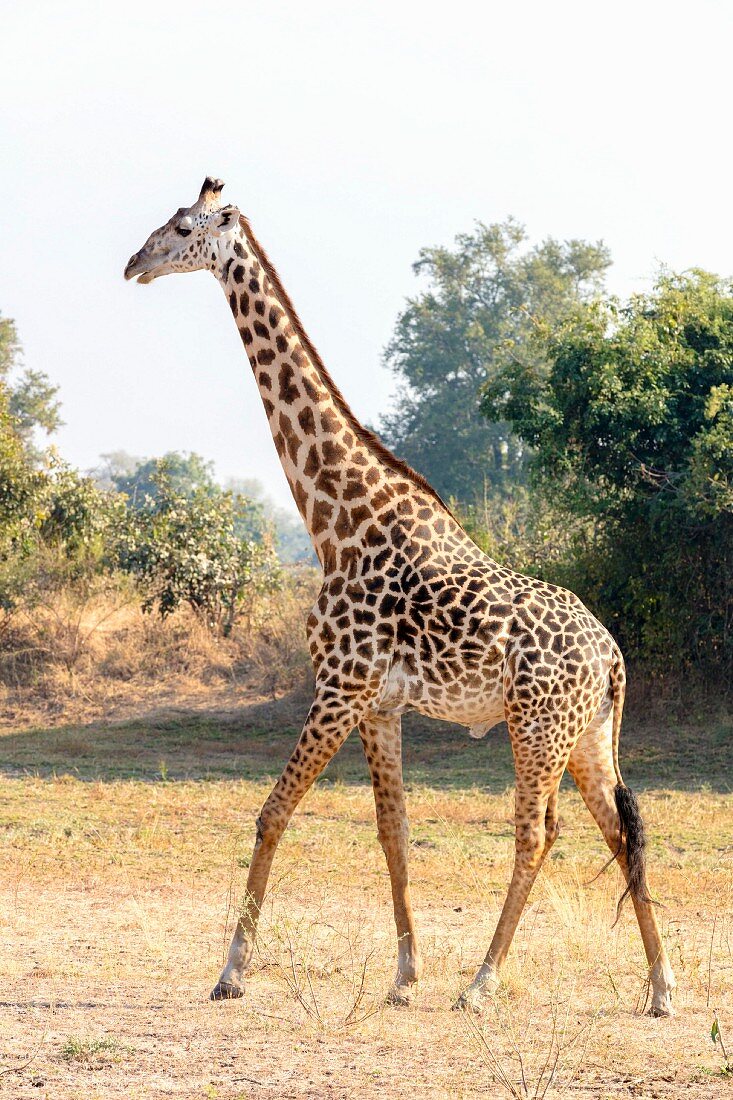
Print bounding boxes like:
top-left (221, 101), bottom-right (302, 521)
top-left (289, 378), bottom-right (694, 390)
top-left (647, 1002), bottom-right (675, 1018)
top-left (453, 988), bottom-right (485, 1014)
top-left (386, 983), bottom-right (416, 1007)
top-left (210, 980), bottom-right (244, 1001)
top-left (453, 979), bottom-right (498, 1014)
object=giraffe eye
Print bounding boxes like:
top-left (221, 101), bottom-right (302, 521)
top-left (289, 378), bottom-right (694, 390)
top-left (176, 226), bottom-right (192, 237)
top-left (176, 215), bottom-right (194, 236)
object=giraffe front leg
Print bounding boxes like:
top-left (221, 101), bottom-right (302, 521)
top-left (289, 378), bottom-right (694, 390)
top-left (359, 713), bottom-right (421, 1006)
top-left (211, 688), bottom-right (363, 1001)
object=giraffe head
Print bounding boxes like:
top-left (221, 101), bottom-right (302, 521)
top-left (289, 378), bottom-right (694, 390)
top-left (124, 177), bottom-right (240, 284)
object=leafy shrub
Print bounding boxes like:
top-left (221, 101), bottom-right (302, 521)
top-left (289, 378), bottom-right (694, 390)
top-left (114, 468), bottom-right (282, 634)
top-left (0, 452), bottom-right (122, 618)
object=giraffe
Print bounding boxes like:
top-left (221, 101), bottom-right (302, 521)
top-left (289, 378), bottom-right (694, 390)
top-left (124, 177), bottom-right (676, 1017)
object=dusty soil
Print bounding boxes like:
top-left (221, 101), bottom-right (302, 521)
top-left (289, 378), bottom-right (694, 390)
top-left (1, 696), bottom-right (731, 1098)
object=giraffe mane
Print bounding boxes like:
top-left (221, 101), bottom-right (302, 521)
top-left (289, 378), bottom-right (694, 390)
top-left (238, 215), bottom-right (454, 518)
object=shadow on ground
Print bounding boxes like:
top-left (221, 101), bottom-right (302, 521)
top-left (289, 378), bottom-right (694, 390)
top-left (0, 690), bottom-right (730, 792)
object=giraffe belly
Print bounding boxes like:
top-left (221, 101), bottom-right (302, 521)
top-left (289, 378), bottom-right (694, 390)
top-left (378, 659), bottom-right (505, 737)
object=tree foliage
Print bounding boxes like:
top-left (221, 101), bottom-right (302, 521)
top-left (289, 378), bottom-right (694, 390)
top-left (225, 477), bottom-right (314, 564)
top-left (0, 435), bottom-right (117, 613)
top-left (0, 314), bottom-right (283, 632)
top-left (483, 270), bottom-right (733, 674)
top-left (94, 454), bottom-right (312, 559)
top-left (0, 383), bottom-right (39, 537)
top-left (95, 450), bottom-right (217, 505)
top-left (113, 469), bottom-right (282, 634)
top-left (380, 220), bottom-right (611, 503)
top-left (0, 314), bottom-right (64, 609)
top-left (0, 312), bottom-right (61, 456)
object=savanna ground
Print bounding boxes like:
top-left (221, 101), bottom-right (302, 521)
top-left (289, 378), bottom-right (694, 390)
top-left (1, 629), bottom-right (732, 1098)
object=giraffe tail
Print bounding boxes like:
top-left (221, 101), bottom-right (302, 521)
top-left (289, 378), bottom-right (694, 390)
top-left (608, 650), bottom-right (653, 917)
top-left (608, 648), bottom-right (626, 789)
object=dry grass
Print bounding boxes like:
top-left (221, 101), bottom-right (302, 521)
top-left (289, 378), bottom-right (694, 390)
top-left (1, 581), bottom-right (731, 1096)
top-left (0, 572), bottom-right (318, 731)
top-left (1, 694), bottom-right (731, 1098)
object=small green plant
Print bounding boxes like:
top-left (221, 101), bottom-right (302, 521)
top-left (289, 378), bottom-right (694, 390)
top-left (61, 1036), bottom-right (127, 1063)
top-left (711, 1013), bottom-right (732, 1076)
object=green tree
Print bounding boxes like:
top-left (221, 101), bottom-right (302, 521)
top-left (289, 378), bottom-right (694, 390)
top-left (0, 378), bottom-right (41, 613)
top-left (95, 450), bottom-right (217, 505)
top-left (96, 457), bottom-right (304, 558)
top-left (483, 270), bottom-right (733, 674)
top-left (0, 383), bottom-right (38, 538)
top-left (0, 313), bottom-right (61, 457)
top-left (38, 457), bottom-right (121, 557)
top-left (0, 401), bottom-right (117, 613)
top-left (379, 220), bottom-right (610, 503)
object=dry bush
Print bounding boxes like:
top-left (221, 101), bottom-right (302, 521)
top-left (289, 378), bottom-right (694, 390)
top-left (252, 898), bottom-right (384, 1032)
top-left (0, 575), bottom-right (135, 693)
top-left (0, 565), bottom-right (319, 724)
top-left (237, 565), bottom-right (319, 698)
top-left (462, 981), bottom-right (601, 1099)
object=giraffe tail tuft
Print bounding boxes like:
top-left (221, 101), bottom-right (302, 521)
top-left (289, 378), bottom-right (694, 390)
top-left (613, 782), bottom-right (653, 920)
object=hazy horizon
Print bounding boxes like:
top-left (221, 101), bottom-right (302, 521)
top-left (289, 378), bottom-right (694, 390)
top-left (3, 0), bottom-right (732, 511)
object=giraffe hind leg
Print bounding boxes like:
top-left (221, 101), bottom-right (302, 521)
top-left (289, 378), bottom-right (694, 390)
top-left (568, 712), bottom-right (676, 1017)
top-left (455, 712), bottom-right (570, 1013)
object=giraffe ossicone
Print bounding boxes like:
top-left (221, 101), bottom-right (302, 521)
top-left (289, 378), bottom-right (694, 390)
top-left (125, 177), bottom-right (676, 1018)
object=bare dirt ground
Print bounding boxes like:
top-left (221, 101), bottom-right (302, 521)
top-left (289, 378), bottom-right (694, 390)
top-left (1, 693), bottom-right (731, 1098)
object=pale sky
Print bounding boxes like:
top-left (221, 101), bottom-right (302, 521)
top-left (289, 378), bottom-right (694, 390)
top-left (2, 0), bottom-right (731, 509)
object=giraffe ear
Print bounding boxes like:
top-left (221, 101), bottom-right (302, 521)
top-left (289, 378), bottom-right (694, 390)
top-left (210, 205), bottom-right (240, 237)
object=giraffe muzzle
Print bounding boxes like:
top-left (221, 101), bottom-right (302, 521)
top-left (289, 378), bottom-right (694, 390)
top-left (124, 250), bottom-right (156, 284)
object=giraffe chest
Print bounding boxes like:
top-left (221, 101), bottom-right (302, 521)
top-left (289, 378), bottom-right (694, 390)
top-left (377, 615), bottom-right (507, 736)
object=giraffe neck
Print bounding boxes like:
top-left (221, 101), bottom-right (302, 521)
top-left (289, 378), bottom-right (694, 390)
top-left (214, 220), bottom-right (446, 572)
